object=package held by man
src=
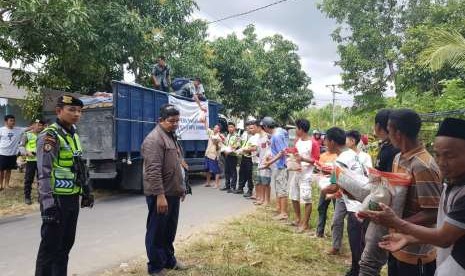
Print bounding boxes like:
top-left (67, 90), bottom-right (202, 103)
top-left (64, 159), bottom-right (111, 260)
top-left (335, 165), bottom-right (370, 202)
top-left (359, 168), bottom-right (411, 215)
top-left (285, 147), bottom-right (301, 171)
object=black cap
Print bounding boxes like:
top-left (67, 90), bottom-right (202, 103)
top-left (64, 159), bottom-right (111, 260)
top-left (56, 95), bottom-right (83, 107)
top-left (436, 118), bottom-right (465, 141)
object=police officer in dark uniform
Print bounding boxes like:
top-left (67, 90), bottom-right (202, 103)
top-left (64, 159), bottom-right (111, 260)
top-left (35, 95), bottom-right (94, 276)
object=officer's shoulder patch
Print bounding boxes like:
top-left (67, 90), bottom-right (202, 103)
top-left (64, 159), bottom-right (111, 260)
top-left (44, 143), bottom-right (53, 152)
top-left (43, 133), bottom-right (57, 152)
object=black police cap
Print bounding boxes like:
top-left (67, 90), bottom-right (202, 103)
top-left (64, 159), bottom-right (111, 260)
top-left (56, 95), bottom-right (83, 107)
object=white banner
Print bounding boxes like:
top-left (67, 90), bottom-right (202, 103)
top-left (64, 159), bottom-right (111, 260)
top-left (168, 95), bottom-right (209, 140)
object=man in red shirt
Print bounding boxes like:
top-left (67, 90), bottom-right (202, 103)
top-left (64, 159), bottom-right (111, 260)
top-left (311, 130), bottom-right (321, 162)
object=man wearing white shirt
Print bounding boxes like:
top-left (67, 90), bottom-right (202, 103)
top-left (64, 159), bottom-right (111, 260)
top-left (346, 130), bottom-right (373, 174)
top-left (322, 128), bottom-right (371, 276)
top-left (291, 119), bottom-right (315, 233)
top-left (0, 115), bottom-right (27, 190)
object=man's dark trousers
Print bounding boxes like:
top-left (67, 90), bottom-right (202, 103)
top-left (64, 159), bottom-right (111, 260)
top-left (24, 161), bottom-right (37, 200)
top-left (316, 192), bottom-right (335, 236)
top-left (224, 154), bottom-right (238, 190)
top-left (237, 157), bottom-right (253, 193)
top-left (145, 195), bottom-right (180, 274)
top-left (388, 254), bottom-right (436, 276)
top-left (35, 195), bottom-right (79, 276)
top-left (347, 212), bottom-right (368, 276)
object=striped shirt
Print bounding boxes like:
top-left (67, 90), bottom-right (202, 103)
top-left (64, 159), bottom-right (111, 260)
top-left (392, 145), bottom-right (443, 265)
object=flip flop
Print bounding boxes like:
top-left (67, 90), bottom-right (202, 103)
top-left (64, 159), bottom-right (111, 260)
top-left (285, 221), bottom-right (300, 226)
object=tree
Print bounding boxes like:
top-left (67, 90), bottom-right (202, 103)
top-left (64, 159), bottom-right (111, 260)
top-left (210, 25), bottom-right (312, 122)
top-left (258, 34), bottom-right (312, 122)
top-left (210, 26), bottom-right (263, 118)
top-left (1, 0), bottom-right (222, 119)
top-left (317, 0), bottom-right (402, 109)
top-left (1, 0), bottom-right (208, 93)
top-left (420, 29), bottom-right (465, 71)
top-left (319, 0), bottom-right (465, 109)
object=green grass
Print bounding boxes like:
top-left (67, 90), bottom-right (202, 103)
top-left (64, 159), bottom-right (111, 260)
top-left (0, 170), bottom-right (117, 218)
top-left (0, 171), bottom-right (40, 217)
top-left (102, 186), bottom-right (355, 276)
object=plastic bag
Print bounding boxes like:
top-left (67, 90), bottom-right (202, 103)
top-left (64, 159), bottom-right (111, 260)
top-left (318, 176), bottom-right (332, 190)
top-left (315, 161), bottom-right (334, 174)
top-left (285, 147), bottom-right (301, 171)
top-left (359, 168), bottom-right (411, 216)
top-left (335, 165), bottom-right (370, 202)
top-left (343, 194), bottom-right (363, 212)
top-left (360, 176), bottom-right (393, 212)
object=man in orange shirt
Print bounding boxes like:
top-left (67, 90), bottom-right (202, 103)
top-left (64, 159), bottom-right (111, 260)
top-left (315, 137), bottom-right (338, 238)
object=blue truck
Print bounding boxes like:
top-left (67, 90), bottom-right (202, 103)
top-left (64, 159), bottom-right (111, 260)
top-left (43, 81), bottom-right (222, 190)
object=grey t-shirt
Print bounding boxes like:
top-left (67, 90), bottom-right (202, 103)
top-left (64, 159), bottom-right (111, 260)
top-left (0, 126), bottom-right (26, 156)
top-left (151, 64), bottom-right (171, 88)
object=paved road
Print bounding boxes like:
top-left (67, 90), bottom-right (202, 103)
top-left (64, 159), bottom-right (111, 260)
top-left (0, 181), bottom-right (254, 276)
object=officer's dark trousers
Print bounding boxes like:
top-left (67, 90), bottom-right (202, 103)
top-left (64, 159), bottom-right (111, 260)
top-left (238, 157), bottom-right (253, 192)
top-left (224, 155), bottom-right (238, 190)
top-left (24, 161), bottom-right (37, 199)
top-left (145, 195), bottom-right (180, 274)
top-left (36, 195), bottom-right (80, 276)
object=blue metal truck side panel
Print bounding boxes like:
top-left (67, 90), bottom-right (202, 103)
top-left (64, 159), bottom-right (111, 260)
top-left (112, 81), bottom-right (221, 161)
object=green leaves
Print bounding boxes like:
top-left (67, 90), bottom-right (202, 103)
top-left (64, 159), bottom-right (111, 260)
top-left (420, 29), bottom-right (465, 71)
top-left (210, 25), bottom-right (312, 123)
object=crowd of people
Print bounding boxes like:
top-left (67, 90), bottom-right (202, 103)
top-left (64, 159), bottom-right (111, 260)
top-left (0, 76), bottom-right (463, 276)
top-left (198, 108), bottom-right (465, 276)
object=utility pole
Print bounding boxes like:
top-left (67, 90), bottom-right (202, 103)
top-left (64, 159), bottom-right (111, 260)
top-left (326, 84), bottom-right (342, 125)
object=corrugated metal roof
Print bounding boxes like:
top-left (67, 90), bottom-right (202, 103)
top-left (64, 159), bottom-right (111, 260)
top-left (0, 67), bottom-right (28, 99)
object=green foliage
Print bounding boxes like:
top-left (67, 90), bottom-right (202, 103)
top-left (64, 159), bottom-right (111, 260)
top-left (318, 0), bottom-right (465, 110)
top-left (211, 25), bottom-right (312, 122)
top-left (293, 105), bottom-right (374, 134)
top-left (420, 29), bottom-right (465, 71)
top-left (317, 0), bottom-right (401, 109)
top-left (1, 0), bottom-right (209, 118)
top-left (435, 79), bottom-right (465, 111)
top-left (2, 3), bottom-right (310, 121)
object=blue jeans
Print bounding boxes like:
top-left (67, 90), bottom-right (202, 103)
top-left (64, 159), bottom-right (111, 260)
top-left (145, 195), bottom-right (180, 274)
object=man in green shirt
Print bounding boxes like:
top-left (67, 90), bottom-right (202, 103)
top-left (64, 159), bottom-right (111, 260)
top-left (19, 119), bottom-right (45, 205)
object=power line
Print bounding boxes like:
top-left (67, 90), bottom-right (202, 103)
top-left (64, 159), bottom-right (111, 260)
top-left (207, 0), bottom-right (295, 24)
top-left (325, 84), bottom-right (343, 125)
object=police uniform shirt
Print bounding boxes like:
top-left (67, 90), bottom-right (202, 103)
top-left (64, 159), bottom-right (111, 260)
top-left (37, 121), bottom-right (79, 211)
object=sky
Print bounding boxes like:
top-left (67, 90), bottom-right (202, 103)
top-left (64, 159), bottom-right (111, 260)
top-left (192, 0), bottom-right (354, 106)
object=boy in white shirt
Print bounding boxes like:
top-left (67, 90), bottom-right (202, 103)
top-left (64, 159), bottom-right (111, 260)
top-left (0, 115), bottom-right (28, 190)
top-left (290, 119), bottom-right (315, 233)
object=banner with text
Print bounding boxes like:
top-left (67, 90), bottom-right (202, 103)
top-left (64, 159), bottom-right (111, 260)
top-left (168, 95), bottom-right (208, 140)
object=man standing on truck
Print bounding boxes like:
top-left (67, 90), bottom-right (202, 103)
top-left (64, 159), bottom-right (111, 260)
top-left (35, 95), bottom-right (94, 276)
top-left (19, 119), bottom-right (45, 205)
top-left (142, 104), bottom-right (189, 276)
top-left (152, 55), bottom-right (171, 92)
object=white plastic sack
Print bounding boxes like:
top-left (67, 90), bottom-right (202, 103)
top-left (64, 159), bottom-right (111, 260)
top-left (335, 165), bottom-right (370, 202)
